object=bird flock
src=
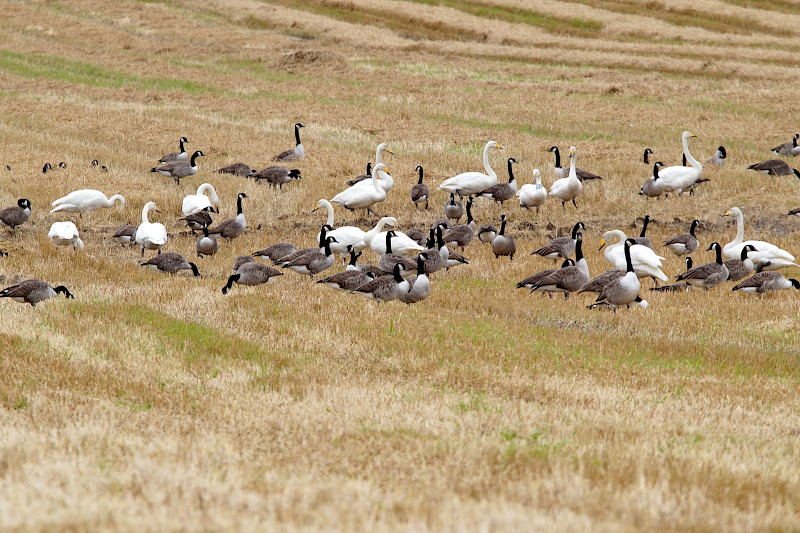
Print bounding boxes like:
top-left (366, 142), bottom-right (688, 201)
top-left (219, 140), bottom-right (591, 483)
top-left (1, 125), bottom-right (799, 310)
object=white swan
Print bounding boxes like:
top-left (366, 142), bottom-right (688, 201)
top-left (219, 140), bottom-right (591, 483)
top-left (360, 216), bottom-right (424, 256)
top-left (330, 164), bottom-right (389, 216)
top-left (438, 140), bottom-right (502, 197)
top-left (50, 189), bottom-right (125, 215)
top-left (48, 221), bottom-right (84, 250)
top-left (656, 131), bottom-right (703, 195)
top-left (723, 207), bottom-right (798, 270)
top-left (517, 168), bottom-right (547, 212)
top-left (600, 230), bottom-right (668, 282)
top-left (549, 146), bottom-right (582, 208)
top-left (313, 199), bottom-right (367, 258)
top-left (135, 202), bottom-right (168, 256)
top-left (182, 183), bottom-right (221, 216)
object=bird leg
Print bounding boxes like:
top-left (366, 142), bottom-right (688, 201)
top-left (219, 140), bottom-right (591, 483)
top-left (572, 199), bottom-right (578, 208)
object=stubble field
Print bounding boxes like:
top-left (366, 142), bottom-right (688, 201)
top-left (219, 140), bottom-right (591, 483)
top-left (1, 0), bottom-right (800, 530)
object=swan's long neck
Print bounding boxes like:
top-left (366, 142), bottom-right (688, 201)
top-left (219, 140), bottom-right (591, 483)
top-left (375, 145), bottom-right (385, 166)
top-left (376, 169), bottom-right (393, 190)
top-left (321, 200), bottom-right (334, 227)
top-left (373, 168), bottom-right (383, 193)
top-left (535, 173), bottom-right (542, 186)
top-left (682, 134), bottom-right (702, 170)
top-left (482, 143), bottom-right (496, 177)
top-left (568, 153), bottom-right (578, 182)
top-left (109, 195), bottom-right (125, 208)
top-left (734, 211), bottom-right (744, 245)
top-left (141, 205), bottom-right (153, 224)
top-left (198, 184), bottom-right (219, 204)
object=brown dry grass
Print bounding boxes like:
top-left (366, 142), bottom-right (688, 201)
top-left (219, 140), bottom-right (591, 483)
top-left (1, 0), bottom-right (800, 530)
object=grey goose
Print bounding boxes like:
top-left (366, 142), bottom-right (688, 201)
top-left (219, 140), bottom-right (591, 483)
top-left (640, 161), bottom-right (666, 200)
top-left (151, 150), bottom-right (205, 184)
top-left (274, 226), bottom-right (330, 266)
top-left (0, 280), bottom-right (74, 307)
top-left (589, 239), bottom-right (641, 312)
top-left (317, 248), bottom-right (374, 291)
top-left (410, 165), bottom-right (430, 210)
top-left (477, 158), bottom-right (517, 204)
top-left (530, 222), bottom-right (585, 262)
top-left (444, 193), bottom-right (463, 223)
top-left (253, 165), bottom-right (302, 188)
top-left (675, 242), bottom-right (729, 290)
top-left (378, 231), bottom-right (417, 275)
top-left (491, 215), bottom-right (516, 260)
top-left (577, 267), bottom-right (623, 295)
top-left (771, 134), bottom-right (800, 157)
top-left (179, 206), bottom-right (215, 234)
top-left (747, 159), bottom-right (800, 177)
top-left (141, 252), bottom-right (201, 276)
top-left (631, 215), bottom-right (654, 250)
top-left (723, 244), bottom-right (757, 282)
top-left (398, 253), bottom-right (431, 305)
top-left (663, 219), bottom-right (699, 256)
top-left (643, 148), bottom-right (653, 165)
top-left (346, 162), bottom-right (373, 186)
top-left (477, 223), bottom-right (498, 244)
top-left (351, 263), bottom-right (409, 303)
top-left (649, 257), bottom-right (693, 292)
top-left (223, 261), bottom-right (283, 294)
top-left (215, 162), bottom-right (256, 177)
top-left (196, 224), bottom-right (219, 258)
top-left (529, 232), bottom-right (589, 298)
top-left (253, 242), bottom-right (300, 263)
top-left (517, 259), bottom-right (575, 290)
top-left (442, 196), bottom-right (474, 250)
top-left (282, 236), bottom-right (337, 279)
top-left (732, 271), bottom-right (800, 295)
top-left (272, 123), bottom-right (305, 162)
top-left (208, 193), bottom-right (247, 240)
top-left (705, 146), bottom-right (726, 167)
top-left (158, 136), bottom-right (189, 163)
top-left (113, 224), bottom-right (137, 247)
top-left (0, 199), bottom-right (32, 229)
top-left (548, 146), bottom-right (602, 181)
top-left (404, 227), bottom-right (427, 246)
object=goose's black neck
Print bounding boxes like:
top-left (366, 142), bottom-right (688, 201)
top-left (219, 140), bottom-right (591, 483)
top-left (653, 162), bottom-right (661, 180)
top-left (640, 216), bottom-right (649, 238)
top-left (690, 219), bottom-right (698, 236)
top-left (189, 263), bottom-right (201, 277)
top-left (294, 124), bottom-right (302, 146)
top-left (236, 194), bottom-right (244, 215)
top-left (643, 149), bottom-right (651, 164)
top-left (436, 226), bottom-right (445, 248)
top-left (682, 154), bottom-right (687, 167)
top-left (349, 250), bottom-right (360, 266)
top-left (466, 202), bottom-right (473, 224)
top-left (223, 274), bottom-right (240, 294)
top-left (571, 222), bottom-right (583, 240)
top-left (507, 159), bottom-right (515, 183)
top-left (385, 232), bottom-right (394, 255)
top-left (575, 237), bottom-right (583, 262)
top-left (323, 237), bottom-right (333, 256)
top-left (318, 226), bottom-right (328, 247)
top-left (417, 255), bottom-right (426, 276)
top-left (713, 244), bottom-right (723, 264)
top-left (417, 167), bottom-right (424, 184)
top-left (426, 229), bottom-right (435, 249)
top-left (794, 135), bottom-right (798, 148)
top-left (54, 286), bottom-right (72, 298)
top-left (190, 151), bottom-right (201, 166)
top-left (624, 240), bottom-right (634, 273)
top-left (685, 257), bottom-right (693, 271)
top-left (393, 264), bottom-right (404, 283)
top-left (551, 147), bottom-right (561, 168)
top-left (499, 218), bottom-right (507, 236)
top-left (179, 137), bottom-right (186, 153)
top-left (202, 225), bottom-right (210, 238)
top-left (740, 246), bottom-right (752, 261)
top-left (448, 192), bottom-right (456, 205)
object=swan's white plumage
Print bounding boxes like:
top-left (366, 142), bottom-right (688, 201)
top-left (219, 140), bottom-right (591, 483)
top-left (601, 230), bottom-right (668, 281)
top-left (331, 164), bottom-right (389, 211)
top-left (549, 147), bottom-right (582, 206)
top-left (48, 221), bottom-right (84, 249)
top-left (313, 199), bottom-right (367, 257)
top-left (517, 168), bottom-right (547, 209)
top-left (182, 183), bottom-right (220, 216)
top-left (723, 207), bottom-right (798, 270)
top-left (135, 202), bottom-right (167, 253)
top-left (50, 189), bottom-right (125, 214)
top-left (438, 141), bottom-right (502, 196)
top-left (360, 216), bottom-right (422, 255)
top-left (656, 131), bottom-right (703, 194)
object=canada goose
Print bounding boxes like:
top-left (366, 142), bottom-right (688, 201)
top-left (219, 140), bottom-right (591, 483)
top-left (655, 132), bottom-right (703, 195)
top-left (275, 226), bottom-right (331, 266)
top-left (222, 261), bottom-right (283, 294)
top-left (4, 165), bottom-right (10, 171)
top-left (589, 239), bottom-right (641, 311)
top-left (48, 221), bottom-right (84, 250)
top-left (732, 271), bottom-right (800, 295)
top-left (208, 193), bottom-right (248, 240)
top-left (404, 227), bottom-right (427, 246)
top-left (771, 133), bottom-right (800, 157)
top-left (42, 163), bottom-right (52, 173)
top-left (724, 244), bottom-right (757, 282)
top-left (530, 221), bottom-right (585, 262)
top-left (0, 199), bottom-right (32, 229)
top-left (317, 248), bottom-right (374, 291)
top-left (477, 158), bottom-right (517, 204)
top-left (432, 217), bottom-right (453, 230)
top-left (179, 206), bottom-right (215, 234)
top-left (141, 252), bottom-right (200, 276)
top-left (444, 248), bottom-right (469, 270)
top-left (253, 165), bottom-right (302, 188)
top-left (649, 257), bottom-right (693, 292)
top-left (232, 255), bottom-right (256, 272)
top-left (215, 162), bottom-right (254, 177)
top-left (398, 253), bottom-right (431, 305)
top-left (747, 159), bottom-right (800, 178)
top-left (675, 242), bottom-right (729, 290)
top-left (491, 214), bottom-right (516, 260)
top-left (577, 267), bottom-right (623, 295)
top-left (438, 141), bottom-right (502, 198)
top-left (444, 193), bottom-right (463, 223)
top-left (112, 224), bottom-right (137, 247)
top-left (0, 280), bottom-right (74, 307)
top-left (600, 230), bottom-right (668, 283)
top-left (549, 146), bottom-right (583, 208)
top-left (283, 236), bottom-right (337, 279)
top-left (182, 184), bottom-right (220, 216)
top-left (330, 164), bottom-right (389, 216)
top-left (530, 232), bottom-right (589, 298)
top-left (196, 224), bottom-right (219, 258)
top-left (547, 146), bottom-right (602, 181)
top-left (663, 219), bottom-right (700, 256)
top-left (723, 207), bottom-right (798, 270)
top-left (410, 165), bottom-right (430, 209)
top-left (631, 215), bottom-right (654, 250)
top-left (442, 196), bottom-right (475, 250)
top-left (687, 176), bottom-right (710, 196)
top-left (272, 123), bottom-right (305, 162)
top-left (312, 199), bottom-right (367, 259)
top-left (347, 162), bottom-right (373, 186)
top-left (135, 202), bottom-right (167, 256)
top-left (351, 263), bottom-right (409, 303)
top-left (705, 146), bottom-right (726, 167)
top-left (477, 223), bottom-right (497, 243)
top-left (253, 242), bottom-right (299, 262)
top-left (640, 161), bottom-right (666, 200)
top-left (151, 150), bottom-right (205, 184)
top-left (50, 190), bottom-right (125, 215)
top-left (517, 168), bottom-right (547, 213)
top-left (643, 148), bottom-right (653, 165)
top-left (411, 229), bottom-right (445, 275)
top-left (158, 136), bottom-right (189, 163)
top-left (378, 231), bottom-right (417, 274)
top-left (517, 259), bottom-right (575, 291)
top-left (0, 249), bottom-right (7, 257)
top-left (788, 208), bottom-right (800, 218)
